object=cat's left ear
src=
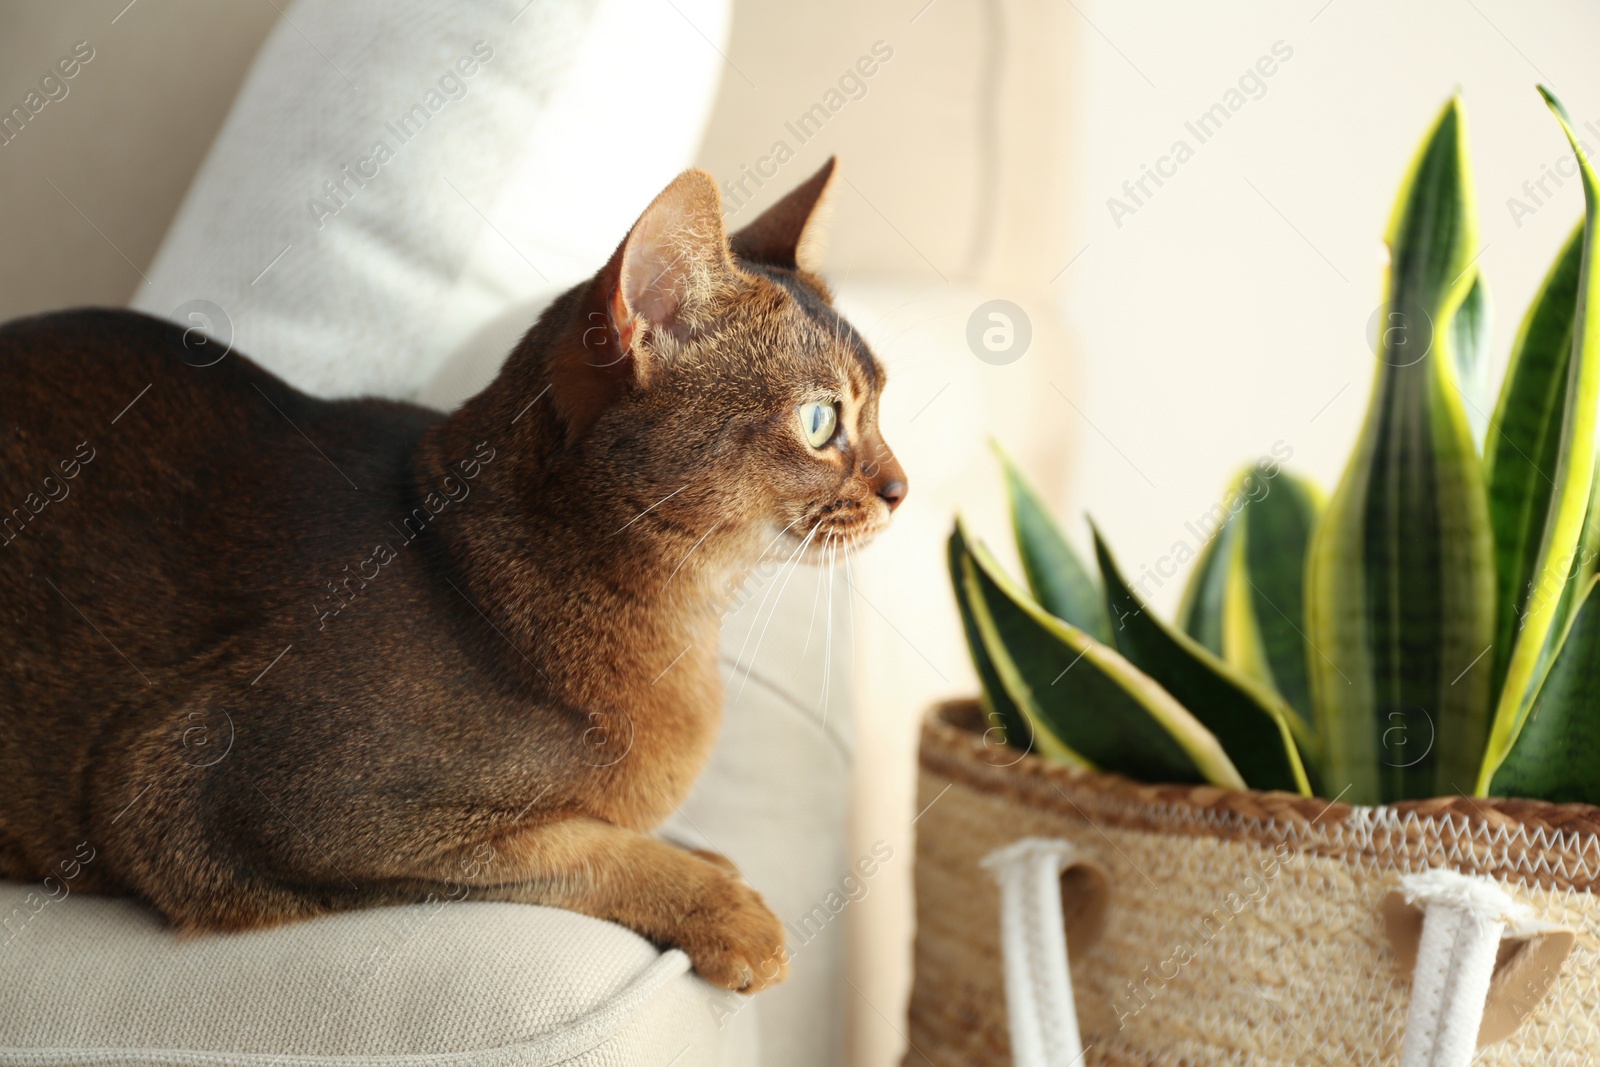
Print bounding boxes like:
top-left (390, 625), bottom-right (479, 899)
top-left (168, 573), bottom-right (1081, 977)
top-left (555, 171), bottom-right (730, 441)
top-left (729, 157), bottom-right (837, 274)
top-left (602, 168), bottom-right (731, 377)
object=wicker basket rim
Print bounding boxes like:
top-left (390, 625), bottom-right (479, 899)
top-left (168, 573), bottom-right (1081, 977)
top-left (924, 699), bottom-right (1600, 875)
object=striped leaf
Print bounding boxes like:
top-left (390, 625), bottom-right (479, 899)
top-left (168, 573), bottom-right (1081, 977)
top-left (1094, 527), bottom-right (1312, 794)
top-left (940, 521), bottom-right (1030, 748)
top-left (948, 523), bottom-right (1032, 750)
top-left (1453, 275), bottom-right (1492, 448)
top-left (994, 443), bottom-right (1112, 642)
top-left (1478, 88), bottom-right (1600, 793)
top-left (1222, 469), bottom-right (1323, 730)
top-left (1549, 470), bottom-right (1600, 650)
top-left (1489, 575), bottom-right (1600, 804)
top-left (1176, 507), bottom-right (1239, 657)
top-left (959, 523), bottom-right (1245, 788)
top-left (1483, 222), bottom-right (1583, 698)
top-left (1306, 96), bottom-right (1496, 804)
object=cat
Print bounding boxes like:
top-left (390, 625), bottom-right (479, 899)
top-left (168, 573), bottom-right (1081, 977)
top-left (0, 159), bottom-right (905, 993)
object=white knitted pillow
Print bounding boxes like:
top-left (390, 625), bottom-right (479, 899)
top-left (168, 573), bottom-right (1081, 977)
top-left (129, 0), bottom-right (729, 401)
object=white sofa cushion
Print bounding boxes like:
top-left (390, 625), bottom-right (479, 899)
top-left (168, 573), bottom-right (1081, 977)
top-left (0, 884), bottom-right (756, 1066)
top-left (129, 0), bottom-right (729, 401)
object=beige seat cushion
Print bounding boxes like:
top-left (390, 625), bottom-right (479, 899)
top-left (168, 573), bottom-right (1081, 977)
top-left (0, 884), bottom-right (757, 1066)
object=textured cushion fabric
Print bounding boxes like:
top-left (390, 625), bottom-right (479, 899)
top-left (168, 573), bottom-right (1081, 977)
top-left (0, 884), bottom-right (758, 1066)
top-left (129, 0), bottom-right (729, 401)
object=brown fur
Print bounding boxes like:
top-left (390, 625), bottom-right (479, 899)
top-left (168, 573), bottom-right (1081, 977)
top-left (0, 162), bottom-right (905, 992)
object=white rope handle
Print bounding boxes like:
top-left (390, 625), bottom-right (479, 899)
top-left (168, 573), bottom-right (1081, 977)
top-left (982, 838), bottom-right (1087, 1067)
top-left (1397, 869), bottom-right (1528, 1067)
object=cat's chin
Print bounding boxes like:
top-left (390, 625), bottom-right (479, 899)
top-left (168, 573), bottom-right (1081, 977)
top-left (769, 497), bottom-right (894, 563)
top-left (789, 520), bottom-right (889, 563)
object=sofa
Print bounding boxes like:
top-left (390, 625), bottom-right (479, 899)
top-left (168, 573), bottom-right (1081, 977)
top-left (0, 2), bottom-right (1079, 1064)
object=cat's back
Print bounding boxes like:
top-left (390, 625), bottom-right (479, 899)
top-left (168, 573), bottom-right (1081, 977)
top-left (1, 307), bottom-right (315, 447)
top-left (2, 308), bottom-right (289, 476)
top-left (0, 307), bottom-right (440, 692)
top-left (0, 306), bottom-right (435, 490)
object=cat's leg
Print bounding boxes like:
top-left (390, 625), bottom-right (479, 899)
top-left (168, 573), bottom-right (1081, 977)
top-left (446, 817), bottom-right (789, 992)
top-left (110, 779), bottom-right (787, 990)
top-left (91, 691), bottom-right (785, 990)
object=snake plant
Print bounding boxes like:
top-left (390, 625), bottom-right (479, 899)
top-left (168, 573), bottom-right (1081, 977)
top-left (952, 89), bottom-right (1600, 806)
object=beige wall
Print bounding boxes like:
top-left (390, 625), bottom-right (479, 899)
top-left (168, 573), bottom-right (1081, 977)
top-left (0, 1), bottom-right (274, 321)
top-left (696, 1), bottom-right (987, 283)
top-left (696, 0), bottom-right (1076, 288)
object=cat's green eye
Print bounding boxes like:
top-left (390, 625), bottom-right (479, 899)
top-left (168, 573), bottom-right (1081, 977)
top-left (798, 401), bottom-right (838, 449)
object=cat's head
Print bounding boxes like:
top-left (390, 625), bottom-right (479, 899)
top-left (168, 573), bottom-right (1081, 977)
top-left (544, 160), bottom-right (905, 564)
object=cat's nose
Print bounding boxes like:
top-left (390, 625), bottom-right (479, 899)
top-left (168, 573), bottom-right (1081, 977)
top-left (867, 452), bottom-right (907, 512)
top-left (862, 437), bottom-right (907, 512)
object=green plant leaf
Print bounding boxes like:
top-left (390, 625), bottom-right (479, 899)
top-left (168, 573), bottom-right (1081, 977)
top-left (1550, 468), bottom-right (1600, 648)
top-left (1489, 575), bottom-right (1600, 804)
top-left (948, 523), bottom-right (1031, 749)
top-left (959, 522), bottom-right (1245, 788)
top-left (1306, 95), bottom-right (1496, 804)
top-left (1176, 508), bottom-right (1238, 657)
top-left (1093, 526), bottom-right (1312, 795)
top-left (1483, 222), bottom-right (1583, 698)
top-left (1223, 469), bottom-right (1323, 730)
top-left (1479, 88), bottom-right (1600, 793)
top-left (1453, 275), bottom-right (1492, 448)
top-left (1517, 438), bottom-right (1600, 737)
top-left (993, 443), bottom-right (1112, 643)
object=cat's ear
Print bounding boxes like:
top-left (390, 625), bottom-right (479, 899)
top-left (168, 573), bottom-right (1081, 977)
top-left (728, 157), bottom-right (836, 274)
top-left (552, 170), bottom-right (729, 441)
top-left (603, 168), bottom-right (731, 369)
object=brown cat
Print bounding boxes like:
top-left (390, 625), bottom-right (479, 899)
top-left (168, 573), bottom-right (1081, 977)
top-left (0, 159), bottom-right (905, 993)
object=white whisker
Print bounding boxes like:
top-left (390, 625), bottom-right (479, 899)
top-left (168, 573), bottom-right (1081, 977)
top-left (819, 534), bottom-right (836, 727)
top-left (614, 484), bottom-right (687, 535)
top-left (728, 519), bottom-right (817, 692)
top-left (756, 515), bottom-right (805, 560)
top-left (843, 544), bottom-right (859, 684)
top-left (732, 520), bottom-right (821, 702)
top-left (662, 520), bottom-right (720, 591)
top-left (800, 538), bottom-right (828, 660)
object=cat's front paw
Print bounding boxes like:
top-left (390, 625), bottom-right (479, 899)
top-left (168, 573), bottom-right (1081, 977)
top-left (678, 868), bottom-right (789, 993)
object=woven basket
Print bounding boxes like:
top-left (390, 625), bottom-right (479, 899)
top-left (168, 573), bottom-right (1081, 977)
top-left (904, 700), bottom-right (1600, 1066)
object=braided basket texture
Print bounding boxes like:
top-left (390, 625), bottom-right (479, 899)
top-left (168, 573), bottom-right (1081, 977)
top-left (904, 701), bottom-right (1600, 1067)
